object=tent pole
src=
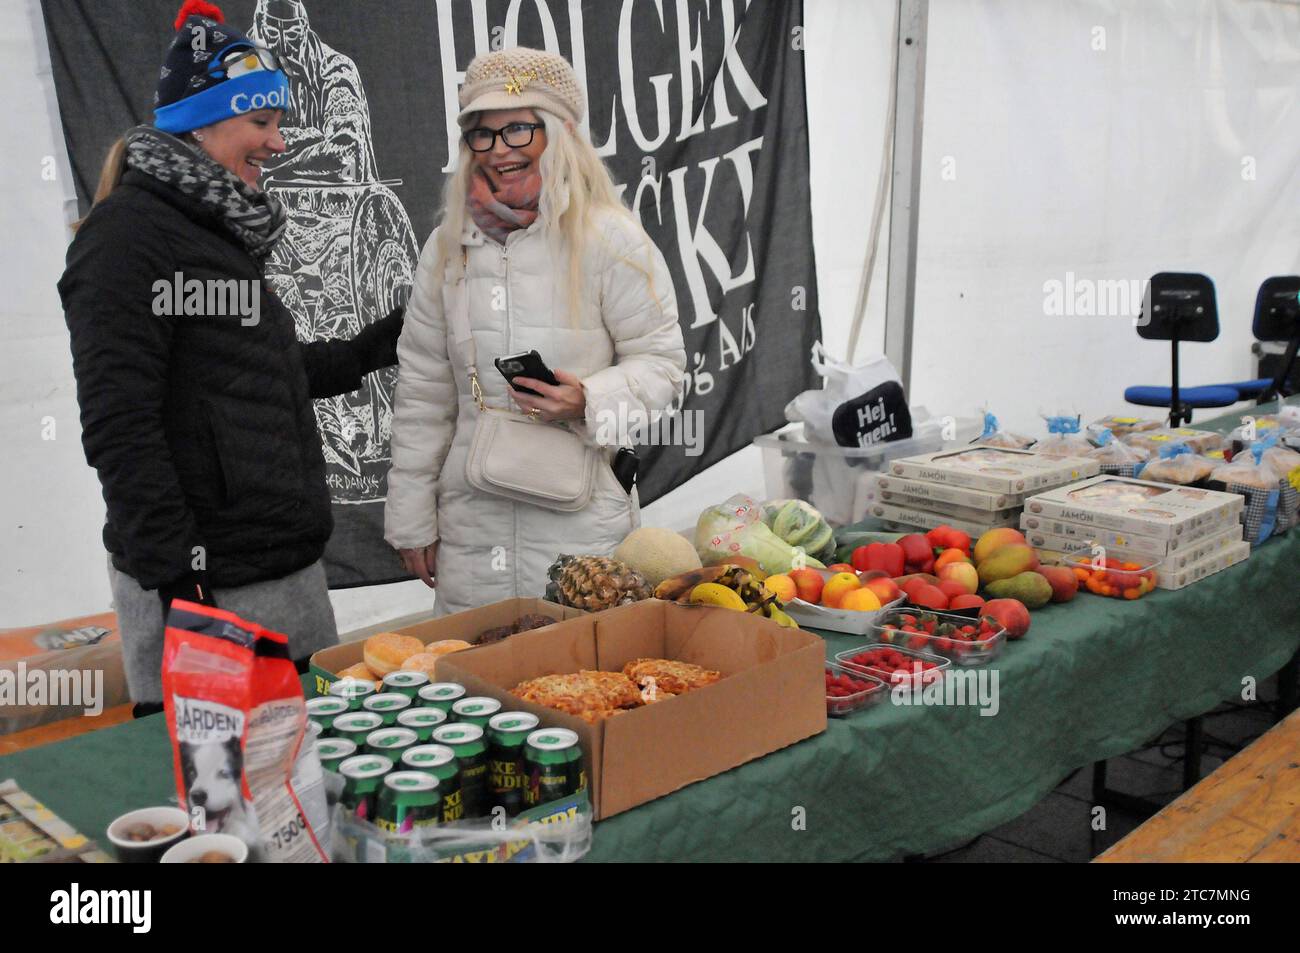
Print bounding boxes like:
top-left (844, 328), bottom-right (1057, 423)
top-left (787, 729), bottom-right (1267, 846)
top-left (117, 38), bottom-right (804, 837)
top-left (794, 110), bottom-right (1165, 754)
top-left (883, 0), bottom-right (929, 395)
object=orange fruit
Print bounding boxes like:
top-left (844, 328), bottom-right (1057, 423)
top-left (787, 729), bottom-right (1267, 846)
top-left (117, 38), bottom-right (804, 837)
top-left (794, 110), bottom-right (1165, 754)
top-left (764, 573), bottom-right (797, 603)
top-left (821, 572), bottom-right (862, 609)
top-left (839, 588), bottom-right (882, 612)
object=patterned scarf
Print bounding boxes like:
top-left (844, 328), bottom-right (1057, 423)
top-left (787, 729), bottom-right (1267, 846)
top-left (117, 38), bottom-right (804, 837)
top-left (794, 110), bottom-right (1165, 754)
top-left (467, 166), bottom-right (541, 244)
top-left (124, 125), bottom-right (287, 261)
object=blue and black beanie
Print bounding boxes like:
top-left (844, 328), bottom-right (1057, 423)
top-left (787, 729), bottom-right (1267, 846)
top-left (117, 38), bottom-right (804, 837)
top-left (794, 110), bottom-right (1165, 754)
top-left (154, 0), bottom-right (290, 134)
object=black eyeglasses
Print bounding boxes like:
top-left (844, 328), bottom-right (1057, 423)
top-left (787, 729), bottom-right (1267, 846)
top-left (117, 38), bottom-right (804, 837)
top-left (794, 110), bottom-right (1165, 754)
top-left (462, 122), bottom-right (544, 153)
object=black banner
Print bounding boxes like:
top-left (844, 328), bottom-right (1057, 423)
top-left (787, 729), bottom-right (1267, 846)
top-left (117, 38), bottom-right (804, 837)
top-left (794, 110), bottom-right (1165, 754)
top-left (41, 0), bottom-right (822, 587)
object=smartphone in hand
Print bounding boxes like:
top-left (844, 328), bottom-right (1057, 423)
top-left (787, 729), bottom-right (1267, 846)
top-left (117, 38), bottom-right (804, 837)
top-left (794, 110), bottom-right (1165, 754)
top-left (495, 350), bottom-right (559, 397)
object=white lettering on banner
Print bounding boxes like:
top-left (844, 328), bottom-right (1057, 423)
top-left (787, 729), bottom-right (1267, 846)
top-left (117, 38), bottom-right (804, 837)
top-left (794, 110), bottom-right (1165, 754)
top-left (675, 0), bottom-right (708, 141)
top-left (620, 0), bottom-right (673, 152)
top-left (49, 884), bottom-right (152, 933)
top-left (710, 0), bottom-right (769, 127)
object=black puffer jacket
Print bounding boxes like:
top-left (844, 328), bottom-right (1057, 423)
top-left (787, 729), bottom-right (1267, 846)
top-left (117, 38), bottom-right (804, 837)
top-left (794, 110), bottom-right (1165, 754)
top-left (59, 169), bottom-right (401, 591)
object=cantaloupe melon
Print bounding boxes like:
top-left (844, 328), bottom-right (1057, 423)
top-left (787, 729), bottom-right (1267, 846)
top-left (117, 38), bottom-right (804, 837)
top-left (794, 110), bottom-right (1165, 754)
top-left (613, 526), bottom-right (702, 588)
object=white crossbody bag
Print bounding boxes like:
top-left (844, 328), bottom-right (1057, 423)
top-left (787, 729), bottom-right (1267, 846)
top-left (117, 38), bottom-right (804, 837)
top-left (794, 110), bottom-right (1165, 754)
top-left (445, 258), bottom-right (599, 511)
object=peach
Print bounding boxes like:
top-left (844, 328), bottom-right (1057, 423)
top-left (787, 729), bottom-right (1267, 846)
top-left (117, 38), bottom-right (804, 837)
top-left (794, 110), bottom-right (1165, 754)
top-left (826, 563), bottom-right (856, 573)
top-left (948, 593), bottom-right (986, 611)
top-left (764, 573), bottom-right (797, 603)
top-left (938, 561), bottom-right (980, 595)
top-left (788, 568), bottom-right (824, 605)
top-left (1036, 566), bottom-right (1079, 603)
top-left (863, 576), bottom-right (902, 606)
top-left (839, 588), bottom-right (882, 612)
top-left (973, 527), bottom-right (1028, 564)
top-left (821, 572), bottom-right (862, 609)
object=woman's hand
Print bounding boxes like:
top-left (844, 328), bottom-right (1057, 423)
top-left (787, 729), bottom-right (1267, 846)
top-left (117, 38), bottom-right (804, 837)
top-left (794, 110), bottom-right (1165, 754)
top-left (399, 543), bottom-right (438, 588)
top-left (509, 369), bottom-right (587, 422)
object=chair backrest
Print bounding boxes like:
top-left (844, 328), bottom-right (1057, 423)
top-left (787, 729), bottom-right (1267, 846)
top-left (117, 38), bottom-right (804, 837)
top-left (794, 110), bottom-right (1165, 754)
top-left (1138, 272), bottom-right (1219, 342)
top-left (1252, 276), bottom-right (1300, 342)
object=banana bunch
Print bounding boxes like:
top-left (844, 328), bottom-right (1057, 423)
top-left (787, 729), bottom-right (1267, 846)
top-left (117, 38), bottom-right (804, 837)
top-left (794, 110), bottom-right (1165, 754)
top-left (654, 565), bottom-right (799, 629)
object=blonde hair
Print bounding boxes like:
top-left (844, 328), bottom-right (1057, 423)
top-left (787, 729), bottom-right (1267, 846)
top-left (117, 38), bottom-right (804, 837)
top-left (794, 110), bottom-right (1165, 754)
top-left (433, 109), bottom-right (662, 324)
top-left (72, 135), bottom-right (128, 232)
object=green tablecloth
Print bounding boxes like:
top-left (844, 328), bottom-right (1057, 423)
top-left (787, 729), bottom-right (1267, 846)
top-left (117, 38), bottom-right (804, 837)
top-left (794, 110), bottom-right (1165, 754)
top-left (3, 403), bottom-right (1297, 861)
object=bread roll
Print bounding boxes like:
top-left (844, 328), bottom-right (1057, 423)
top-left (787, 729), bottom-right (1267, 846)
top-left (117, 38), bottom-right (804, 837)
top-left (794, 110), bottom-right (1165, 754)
top-left (425, 639), bottom-right (471, 657)
top-left (336, 662), bottom-right (380, 688)
top-left (363, 632), bottom-right (425, 676)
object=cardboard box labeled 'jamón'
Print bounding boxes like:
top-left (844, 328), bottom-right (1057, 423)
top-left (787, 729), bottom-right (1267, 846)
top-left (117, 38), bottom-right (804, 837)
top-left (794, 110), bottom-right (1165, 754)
top-left (436, 600), bottom-right (826, 820)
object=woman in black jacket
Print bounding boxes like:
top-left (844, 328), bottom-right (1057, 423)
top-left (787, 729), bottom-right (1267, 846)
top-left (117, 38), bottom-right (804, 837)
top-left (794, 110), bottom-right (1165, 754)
top-left (58, 2), bottom-right (402, 707)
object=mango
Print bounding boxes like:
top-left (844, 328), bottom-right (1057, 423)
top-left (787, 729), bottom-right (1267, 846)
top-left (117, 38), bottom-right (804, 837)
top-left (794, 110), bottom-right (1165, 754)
top-left (985, 571), bottom-right (1053, 610)
top-left (976, 544), bottom-right (1041, 586)
top-left (973, 527), bottom-right (1028, 564)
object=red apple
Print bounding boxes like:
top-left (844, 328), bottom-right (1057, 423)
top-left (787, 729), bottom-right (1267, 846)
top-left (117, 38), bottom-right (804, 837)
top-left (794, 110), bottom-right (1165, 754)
top-left (983, 598), bottom-right (1031, 639)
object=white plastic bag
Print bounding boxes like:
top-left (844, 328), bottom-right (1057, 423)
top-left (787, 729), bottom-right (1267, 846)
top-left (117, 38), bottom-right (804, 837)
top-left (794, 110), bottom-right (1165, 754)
top-left (784, 343), bottom-right (903, 445)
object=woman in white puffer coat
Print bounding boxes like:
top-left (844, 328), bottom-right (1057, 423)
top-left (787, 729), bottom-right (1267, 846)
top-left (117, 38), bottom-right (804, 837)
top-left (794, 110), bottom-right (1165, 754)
top-left (384, 48), bottom-right (686, 615)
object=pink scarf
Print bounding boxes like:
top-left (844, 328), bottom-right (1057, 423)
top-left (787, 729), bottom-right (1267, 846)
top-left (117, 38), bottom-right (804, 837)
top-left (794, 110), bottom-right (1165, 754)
top-left (467, 167), bottom-right (541, 244)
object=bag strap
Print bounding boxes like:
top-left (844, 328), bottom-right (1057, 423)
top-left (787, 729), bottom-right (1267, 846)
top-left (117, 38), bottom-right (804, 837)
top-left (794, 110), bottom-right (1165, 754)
top-left (445, 249), bottom-right (486, 411)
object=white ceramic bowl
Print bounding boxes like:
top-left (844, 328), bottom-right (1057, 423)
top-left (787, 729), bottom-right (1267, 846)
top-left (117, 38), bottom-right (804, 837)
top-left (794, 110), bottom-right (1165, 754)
top-left (160, 832), bottom-right (249, 864)
top-left (105, 806), bottom-right (190, 863)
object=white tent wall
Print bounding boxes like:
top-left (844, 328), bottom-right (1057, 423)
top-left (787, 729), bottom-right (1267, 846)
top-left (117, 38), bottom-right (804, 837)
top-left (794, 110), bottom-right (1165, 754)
top-left (2, 0), bottom-right (1296, 628)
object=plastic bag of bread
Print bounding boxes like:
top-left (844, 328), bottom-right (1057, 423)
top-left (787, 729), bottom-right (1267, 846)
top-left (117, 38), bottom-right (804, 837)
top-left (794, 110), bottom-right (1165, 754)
top-left (1137, 443), bottom-right (1215, 485)
top-left (1086, 428), bottom-right (1150, 477)
top-left (1209, 444), bottom-right (1296, 544)
top-left (1126, 427), bottom-right (1224, 455)
top-left (971, 412), bottom-right (1035, 450)
top-left (1033, 415), bottom-right (1094, 458)
top-left (1087, 415), bottom-right (1161, 442)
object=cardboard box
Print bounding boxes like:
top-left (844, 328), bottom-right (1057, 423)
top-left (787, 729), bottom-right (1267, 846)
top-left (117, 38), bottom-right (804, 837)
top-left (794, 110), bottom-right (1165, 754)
top-left (1023, 476), bottom-right (1244, 540)
top-left (868, 499), bottom-right (1020, 538)
top-left (865, 484), bottom-right (1021, 525)
top-left (308, 598), bottom-right (584, 697)
top-left (1020, 512), bottom-right (1236, 559)
top-left (1156, 540), bottom-right (1251, 590)
top-left (436, 600), bottom-right (826, 820)
top-left (872, 473), bottom-right (1025, 511)
top-left (886, 447), bottom-right (1099, 494)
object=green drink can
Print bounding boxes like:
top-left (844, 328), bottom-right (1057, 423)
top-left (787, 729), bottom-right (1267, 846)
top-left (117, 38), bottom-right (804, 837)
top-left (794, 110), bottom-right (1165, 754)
top-left (363, 692), bottom-right (413, 726)
top-left (328, 677), bottom-right (375, 711)
top-left (365, 726), bottom-right (419, 761)
top-left (487, 711), bottom-right (539, 817)
top-left (396, 707), bottom-right (447, 742)
top-left (306, 696), bottom-right (351, 734)
top-left (417, 682), bottom-right (466, 714)
top-left (381, 671), bottom-right (429, 700)
top-left (432, 723), bottom-right (488, 818)
top-left (332, 711), bottom-right (384, 747)
top-left (451, 696), bottom-right (502, 729)
top-left (338, 754), bottom-right (393, 822)
top-left (524, 728), bottom-right (586, 808)
top-left (315, 737), bottom-right (357, 772)
top-left (401, 744), bottom-right (463, 823)
top-left (375, 771), bottom-right (441, 835)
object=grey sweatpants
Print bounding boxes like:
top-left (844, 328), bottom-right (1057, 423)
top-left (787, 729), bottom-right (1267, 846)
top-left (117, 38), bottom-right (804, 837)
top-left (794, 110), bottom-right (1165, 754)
top-left (108, 556), bottom-right (340, 704)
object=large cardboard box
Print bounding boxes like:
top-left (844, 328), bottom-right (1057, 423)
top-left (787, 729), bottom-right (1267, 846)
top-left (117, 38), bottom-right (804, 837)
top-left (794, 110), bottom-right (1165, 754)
top-left (308, 598), bottom-right (583, 696)
top-left (1023, 476), bottom-right (1243, 540)
top-left (436, 600), bottom-right (826, 820)
top-left (886, 447), bottom-right (1099, 494)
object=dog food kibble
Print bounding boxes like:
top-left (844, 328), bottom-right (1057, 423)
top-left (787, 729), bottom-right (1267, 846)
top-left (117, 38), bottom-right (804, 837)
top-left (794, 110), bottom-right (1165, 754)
top-left (124, 822), bottom-right (182, 842)
top-left (188, 851), bottom-right (235, 863)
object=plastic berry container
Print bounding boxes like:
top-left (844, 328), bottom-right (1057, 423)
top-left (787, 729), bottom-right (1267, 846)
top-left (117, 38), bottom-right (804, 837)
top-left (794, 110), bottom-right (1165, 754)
top-left (871, 608), bottom-right (1007, 666)
top-left (835, 643), bottom-right (950, 687)
top-left (1063, 556), bottom-right (1160, 600)
top-left (824, 662), bottom-right (887, 716)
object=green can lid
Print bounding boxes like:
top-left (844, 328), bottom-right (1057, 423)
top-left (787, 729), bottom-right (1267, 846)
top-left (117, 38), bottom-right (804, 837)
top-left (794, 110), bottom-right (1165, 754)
top-left (452, 696), bottom-right (502, 718)
top-left (398, 708), bottom-right (447, 729)
top-left (418, 682), bottom-right (466, 702)
top-left (307, 696), bottom-right (350, 715)
top-left (329, 678), bottom-right (375, 699)
top-left (384, 770), bottom-right (439, 792)
top-left (432, 723), bottom-right (484, 745)
top-left (316, 738), bottom-right (357, 760)
top-left (526, 728), bottom-right (580, 751)
top-left (339, 754), bottom-right (393, 779)
top-left (333, 712), bottom-right (384, 732)
top-left (364, 693), bottom-right (413, 713)
top-left (383, 671), bottom-right (430, 688)
top-left (488, 711), bottom-right (540, 734)
top-left (366, 727), bottom-right (419, 750)
top-left (402, 744), bottom-right (456, 769)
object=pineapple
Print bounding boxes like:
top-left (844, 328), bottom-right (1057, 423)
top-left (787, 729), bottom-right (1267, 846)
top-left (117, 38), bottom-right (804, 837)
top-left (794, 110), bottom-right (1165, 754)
top-left (544, 555), bottom-right (652, 611)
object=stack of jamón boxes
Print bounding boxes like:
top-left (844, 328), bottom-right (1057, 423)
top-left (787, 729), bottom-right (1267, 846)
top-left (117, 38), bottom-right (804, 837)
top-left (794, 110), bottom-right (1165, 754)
top-left (864, 447), bottom-right (1100, 540)
top-left (1020, 475), bottom-right (1249, 590)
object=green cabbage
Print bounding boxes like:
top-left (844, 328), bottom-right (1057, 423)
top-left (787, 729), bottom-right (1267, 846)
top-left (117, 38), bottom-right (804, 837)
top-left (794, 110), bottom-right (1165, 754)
top-left (695, 495), bottom-right (827, 575)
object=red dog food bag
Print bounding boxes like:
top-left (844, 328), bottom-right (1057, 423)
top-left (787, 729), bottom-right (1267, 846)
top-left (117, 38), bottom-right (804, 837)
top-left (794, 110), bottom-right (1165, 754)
top-left (162, 601), bottom-right (329, 862)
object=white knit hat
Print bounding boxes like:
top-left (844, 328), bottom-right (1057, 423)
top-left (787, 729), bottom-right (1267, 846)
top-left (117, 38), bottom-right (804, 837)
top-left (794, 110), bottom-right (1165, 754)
top-left (456, 47), bottom-right (585, 127)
